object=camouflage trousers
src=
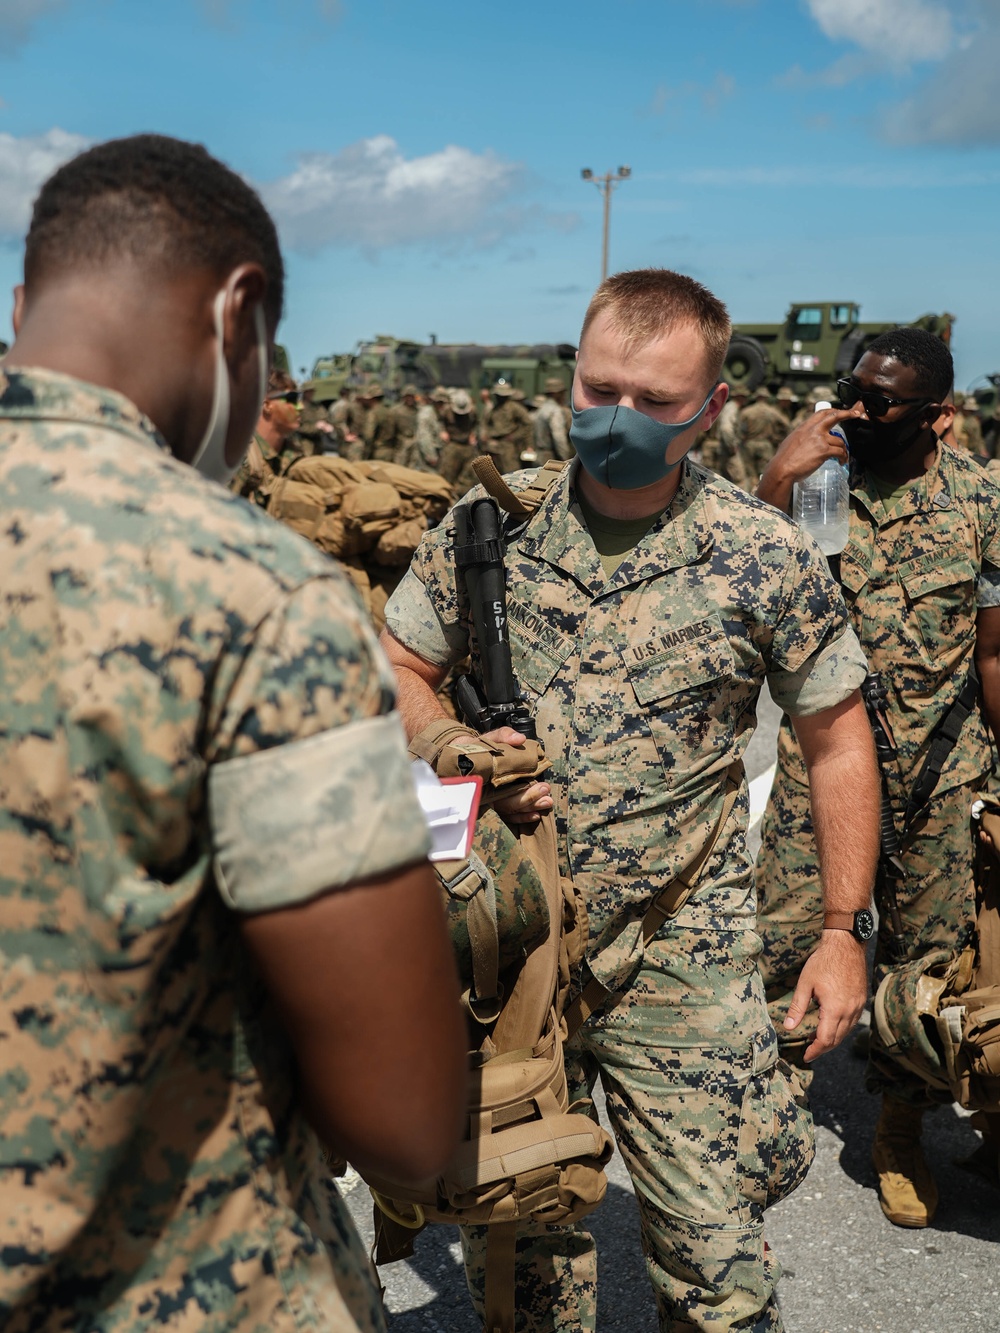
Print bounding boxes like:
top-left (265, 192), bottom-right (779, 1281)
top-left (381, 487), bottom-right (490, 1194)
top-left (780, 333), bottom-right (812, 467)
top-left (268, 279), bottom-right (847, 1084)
top-left (756, 759), bottom-right (981, 1105)
top-left (461, 927), bottom-right (814, 1331)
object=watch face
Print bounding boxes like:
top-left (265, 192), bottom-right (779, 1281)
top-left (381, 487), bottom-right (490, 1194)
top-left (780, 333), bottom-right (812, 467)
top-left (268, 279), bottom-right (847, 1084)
top-left (854, 909), bottom-right (876, 942)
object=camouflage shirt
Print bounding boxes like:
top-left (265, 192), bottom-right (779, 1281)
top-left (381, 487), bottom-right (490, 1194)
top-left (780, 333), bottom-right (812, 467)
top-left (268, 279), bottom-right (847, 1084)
top-left (778, 442), bottom-right (1000, 802)
top-left (385, 460), bottom-right (866, 990)
top-left (0, 368), bottom-right (429, 1331)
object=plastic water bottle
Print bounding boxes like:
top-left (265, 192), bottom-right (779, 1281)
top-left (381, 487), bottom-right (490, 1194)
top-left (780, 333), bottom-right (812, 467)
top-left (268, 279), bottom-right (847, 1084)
top-left (791, 401), bottom-right (850, 556)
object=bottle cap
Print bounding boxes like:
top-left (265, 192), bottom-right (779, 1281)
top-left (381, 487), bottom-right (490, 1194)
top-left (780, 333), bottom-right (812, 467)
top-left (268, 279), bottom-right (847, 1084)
top-left (814, 401), bottom-right (832, 412)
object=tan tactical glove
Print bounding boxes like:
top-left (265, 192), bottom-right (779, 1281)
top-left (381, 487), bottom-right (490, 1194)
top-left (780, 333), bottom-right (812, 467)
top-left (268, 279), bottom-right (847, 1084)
top-left (408, 718), bottom-right (549, 803)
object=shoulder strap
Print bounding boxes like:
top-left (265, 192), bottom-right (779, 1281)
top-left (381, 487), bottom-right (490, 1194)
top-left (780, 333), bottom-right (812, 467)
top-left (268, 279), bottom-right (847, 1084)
top-left (471, 456), bottom-right (568, 517)
top-left (903, 665), bottom-right (979, 831)
top-left (564, 761), bottom-right (743, 1039)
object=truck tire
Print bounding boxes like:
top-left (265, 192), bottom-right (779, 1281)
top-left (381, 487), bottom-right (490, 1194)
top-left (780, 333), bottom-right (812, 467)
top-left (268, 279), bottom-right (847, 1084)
top-left (724, 336), bottom-right (767, 390)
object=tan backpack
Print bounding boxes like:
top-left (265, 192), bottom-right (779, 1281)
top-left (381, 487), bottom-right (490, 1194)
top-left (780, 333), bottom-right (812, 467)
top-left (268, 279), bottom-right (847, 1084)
top-left (363, 808), bottom-right (612, 1333)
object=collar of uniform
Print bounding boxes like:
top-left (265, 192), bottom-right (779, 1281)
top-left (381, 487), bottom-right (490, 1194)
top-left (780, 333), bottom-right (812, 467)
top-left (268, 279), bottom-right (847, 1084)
top-left (0, 365), bottom-right (170, 456)
top-left (850, 440), bottom-right (949, 524)
top-left (513, 457), bottom-right (712, 594)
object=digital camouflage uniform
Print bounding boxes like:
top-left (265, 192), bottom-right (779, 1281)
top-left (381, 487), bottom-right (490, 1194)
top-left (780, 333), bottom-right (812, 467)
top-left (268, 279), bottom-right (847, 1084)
top-left (700, 400), bottom-right (753, 491)
top-left (385, 460), bottom-right (868, 1331)
top-left (757, 443), bottom-right (1000, 1101)
top-left (0, 367), bottom-right (430, 1331)
top-left (359, 400), bottom-right (394, 464)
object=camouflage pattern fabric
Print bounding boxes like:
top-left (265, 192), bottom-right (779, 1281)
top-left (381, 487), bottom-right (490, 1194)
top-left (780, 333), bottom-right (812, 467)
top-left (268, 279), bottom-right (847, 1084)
top-left (386, 400), bottom-right (418, 467)
top-left (739, 401), bottom-right (788, 483)
top-left (438, 411), bottom-right (480, 493)
top-left (410, 403), bottom-right (444, 473)
top-left (700, 401), bottom-right (754, 491)
top-left (460, 929), bottom-right (815, 1332)
top-left (0, 367), bottom-right (431, 1331)
top-left (385, 459), bottom-right (866, 1327)
top-left (484, 400), bottom-right (533, 474)
top-left (533, 398), bottom-right (572, 466)
top-left (360, 402), bottom-right (394, 463)
top-left (230, 431), bottom-right (302, 509)
top-left (757, 443), bottom-right (1000, 1096)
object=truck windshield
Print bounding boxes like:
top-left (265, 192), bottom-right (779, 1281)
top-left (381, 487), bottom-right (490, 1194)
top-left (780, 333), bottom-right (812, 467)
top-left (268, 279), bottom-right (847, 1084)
top-left (789, 307), bottom-right (823, 342)
top-left (829, 305), bottom-right (855, 329)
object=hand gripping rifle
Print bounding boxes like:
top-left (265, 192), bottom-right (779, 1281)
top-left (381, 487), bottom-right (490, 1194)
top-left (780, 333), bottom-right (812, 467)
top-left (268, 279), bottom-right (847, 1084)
top-left (451, 496), bottom-right (536, 739)
top-left (859, 672), bottom-right (907, 960)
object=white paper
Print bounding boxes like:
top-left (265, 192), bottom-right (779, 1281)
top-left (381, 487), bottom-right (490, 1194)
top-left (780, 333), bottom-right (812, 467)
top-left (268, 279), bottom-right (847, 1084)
top-left (411, 760), bottom-right (480, 861)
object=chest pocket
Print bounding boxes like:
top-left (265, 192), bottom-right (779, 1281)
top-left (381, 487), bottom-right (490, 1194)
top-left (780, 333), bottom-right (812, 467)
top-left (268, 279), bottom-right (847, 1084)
top-left (623, 616), bottom-right (736, 765)
top-left (899, 557), bottom-right (976, 659)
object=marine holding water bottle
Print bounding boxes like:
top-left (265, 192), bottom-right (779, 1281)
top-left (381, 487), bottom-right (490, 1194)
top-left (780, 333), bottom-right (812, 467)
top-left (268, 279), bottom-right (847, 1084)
top-left (754, 326), bottom-right (1000, 1231)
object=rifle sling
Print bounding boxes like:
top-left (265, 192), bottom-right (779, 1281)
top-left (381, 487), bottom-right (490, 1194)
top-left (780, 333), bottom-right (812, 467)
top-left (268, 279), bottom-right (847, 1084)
top-left (902, 665), bottom-right (979, 833)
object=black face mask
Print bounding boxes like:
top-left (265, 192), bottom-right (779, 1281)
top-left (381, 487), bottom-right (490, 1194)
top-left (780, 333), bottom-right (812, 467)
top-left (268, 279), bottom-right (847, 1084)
top-left (841, 404), bottom-right (929, 469)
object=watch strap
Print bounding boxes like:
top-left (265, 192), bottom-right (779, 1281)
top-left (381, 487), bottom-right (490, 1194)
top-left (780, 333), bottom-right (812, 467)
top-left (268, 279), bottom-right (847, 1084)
top-left (823, 912), bottom-right (856, 931)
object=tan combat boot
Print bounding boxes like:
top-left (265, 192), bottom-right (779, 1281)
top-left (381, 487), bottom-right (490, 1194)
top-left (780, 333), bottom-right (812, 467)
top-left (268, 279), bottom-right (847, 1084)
top-left (872, 1096), bottom-right (939, 1227)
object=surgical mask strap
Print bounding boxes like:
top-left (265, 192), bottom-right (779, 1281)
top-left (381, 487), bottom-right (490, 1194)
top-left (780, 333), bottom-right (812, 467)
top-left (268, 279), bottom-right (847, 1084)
top-left (191, 290), bottom-right (269, 485)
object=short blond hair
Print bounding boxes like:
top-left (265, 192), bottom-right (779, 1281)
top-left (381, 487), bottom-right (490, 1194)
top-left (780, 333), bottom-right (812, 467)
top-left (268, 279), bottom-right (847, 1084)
top-left (580, 268), bottom-right (731, 384)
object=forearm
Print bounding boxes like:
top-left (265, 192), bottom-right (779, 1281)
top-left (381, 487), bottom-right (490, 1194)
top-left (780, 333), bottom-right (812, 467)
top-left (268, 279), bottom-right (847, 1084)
top-left (379, 627), bottom-right (452, 741)
top-left (793, 695), bottom-right (880, 915)
top-left (755, 455), bottom-right (796, 513)
top-left (974, 645), bottom-right (1000, 753)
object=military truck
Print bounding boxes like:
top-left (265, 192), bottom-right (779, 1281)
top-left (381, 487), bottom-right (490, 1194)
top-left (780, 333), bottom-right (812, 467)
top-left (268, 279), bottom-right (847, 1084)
top-left (309, 335), bottom-right (576, 403)
top-left (723, 303), bottom-right (955, 394)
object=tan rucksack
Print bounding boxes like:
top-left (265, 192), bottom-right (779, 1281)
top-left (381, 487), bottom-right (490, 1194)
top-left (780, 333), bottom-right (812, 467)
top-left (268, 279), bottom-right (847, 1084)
top-left (363, 808), bottom-right (612, 1333)
top-left (873, 798), bottom-right (1000, 1111)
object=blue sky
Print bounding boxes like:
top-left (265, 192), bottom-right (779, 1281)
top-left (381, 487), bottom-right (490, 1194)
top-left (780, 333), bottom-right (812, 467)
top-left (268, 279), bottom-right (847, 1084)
top-left (2, 0), bottom-right (1000, 386)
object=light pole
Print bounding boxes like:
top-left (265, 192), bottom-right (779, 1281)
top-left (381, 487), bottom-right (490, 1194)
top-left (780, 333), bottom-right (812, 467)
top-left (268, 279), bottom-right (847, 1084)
top-left (580, 166), bottom-right (631, 282)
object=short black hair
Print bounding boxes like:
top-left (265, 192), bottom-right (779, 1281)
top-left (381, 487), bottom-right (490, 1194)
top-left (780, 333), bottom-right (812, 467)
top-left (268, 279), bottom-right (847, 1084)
top-left (25, 133), bottom-right (284, 324)
top-left (863, 326), bottom-right (953, 401)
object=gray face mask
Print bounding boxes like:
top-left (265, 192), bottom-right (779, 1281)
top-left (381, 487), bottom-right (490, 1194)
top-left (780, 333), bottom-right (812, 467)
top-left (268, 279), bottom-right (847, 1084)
top-left (190, 289), bottom-right (269, 485)
top-left (569, 390), bottom-right (715, 489)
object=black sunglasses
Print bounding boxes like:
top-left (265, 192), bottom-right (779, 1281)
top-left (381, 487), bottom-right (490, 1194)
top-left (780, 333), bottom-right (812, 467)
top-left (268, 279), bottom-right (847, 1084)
top-left (836, 379), bottom-right (931, 420)
top-left (268, 391), bottom-right (302, 405)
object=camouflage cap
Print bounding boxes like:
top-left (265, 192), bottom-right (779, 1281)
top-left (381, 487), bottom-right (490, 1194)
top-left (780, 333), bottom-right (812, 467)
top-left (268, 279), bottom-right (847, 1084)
top-left (451, 389), bottom-right (474, 414)
top-left (775, 386), bottom-right (797, 402)
top-left (544, 377), bottom-right (566, 394)
top-left (360, 381), bottom-right (384, 399)
top-left (492, 382), bottom-right (515, 397)
top-left (401, 383), bottom-right (419, 397)
top-left (429, 386), bottom-right (451, 403)
top-left (729, 381), bottom-right (749, 397)
top-left (751, 386), bottom-right (772, 401)
top-left (953, 390), bottom-right (967, 406)
top-left (511, 388), bottom-right (526, 401)
top-left (531, 395), bottom-right (546, 409)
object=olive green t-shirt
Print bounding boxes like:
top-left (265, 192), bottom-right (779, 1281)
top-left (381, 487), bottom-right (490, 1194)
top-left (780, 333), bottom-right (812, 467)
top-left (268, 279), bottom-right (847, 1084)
top-left (868, 470), bottom-right (913, 516)
top-left (577, 491), bottom-right (667, 579)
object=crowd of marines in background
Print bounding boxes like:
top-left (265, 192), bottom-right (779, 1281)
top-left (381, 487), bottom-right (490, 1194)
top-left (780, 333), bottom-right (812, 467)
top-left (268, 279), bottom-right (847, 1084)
top-left (235, 366), bottom-right (1000, 512)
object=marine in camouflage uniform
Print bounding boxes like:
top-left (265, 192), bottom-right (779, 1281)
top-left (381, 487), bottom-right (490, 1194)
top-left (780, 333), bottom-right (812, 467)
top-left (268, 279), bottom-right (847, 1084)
top-left (756, 330), bottom-right (1000, 1227)
top-left (356, 384), bottom-right (394, 463)
top-left (385, 451), bottom-right (870, 1331)
top-left (484, 383), bottom-right (533, 474)
top-left (437, 388), bottom-right (481, 492)
top-left (739, 390), bottom-right (788, 485)
top-left (0, 365), bottom-right (434, 1331)
top-left (700, 384), bottom-right (752, 489)
top-left (532, 377), bottom-right (574, 466)
top-left (412, 390), bottom-right (448, 474)
top-left (386, 384), bottom-right (419, 467)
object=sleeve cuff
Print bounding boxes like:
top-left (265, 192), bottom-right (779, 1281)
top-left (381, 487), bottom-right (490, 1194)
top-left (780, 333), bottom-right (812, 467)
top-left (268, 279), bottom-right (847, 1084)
top-left (769, 627), bottom-right (869, 717)
top-left (210, 712), bottom-right (431, 913)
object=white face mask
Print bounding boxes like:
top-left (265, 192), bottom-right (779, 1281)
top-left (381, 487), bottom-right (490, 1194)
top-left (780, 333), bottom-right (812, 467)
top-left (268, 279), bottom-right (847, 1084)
top-left (190, 287), bottom-right (269, 485)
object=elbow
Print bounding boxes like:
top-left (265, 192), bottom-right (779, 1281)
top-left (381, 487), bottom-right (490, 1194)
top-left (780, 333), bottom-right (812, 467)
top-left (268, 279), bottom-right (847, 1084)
top-left (301, 1043), bottom-right (468, 1190)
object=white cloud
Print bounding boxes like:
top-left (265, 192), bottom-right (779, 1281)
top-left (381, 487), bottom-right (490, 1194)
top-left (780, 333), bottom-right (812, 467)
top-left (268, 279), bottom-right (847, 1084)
top-left (0, 0), bottom-right (66, 49)
top-left (805, 0), bottom-right (954, 63)
top-left (882, 1), bottom-right (1000, 142)
top-left (262, 135), bottom-right (527, 254)
top-left (0, 128), bottom-right (90, 237)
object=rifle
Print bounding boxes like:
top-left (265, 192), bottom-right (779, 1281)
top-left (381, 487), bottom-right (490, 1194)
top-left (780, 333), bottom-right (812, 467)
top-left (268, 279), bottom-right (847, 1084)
top-left (451, 496), bottom-right (535, 739)
top-left (859, 672), bottom-right (907, 959)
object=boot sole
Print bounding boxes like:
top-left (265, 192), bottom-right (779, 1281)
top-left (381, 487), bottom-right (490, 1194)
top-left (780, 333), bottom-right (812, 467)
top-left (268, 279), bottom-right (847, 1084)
top-left (878, 1194), bottom-right (933, 1228)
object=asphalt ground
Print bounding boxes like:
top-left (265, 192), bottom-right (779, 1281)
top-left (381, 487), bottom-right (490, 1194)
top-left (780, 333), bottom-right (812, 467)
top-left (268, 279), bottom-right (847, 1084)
top-left (344, 687), bottom-right (1000, 1332)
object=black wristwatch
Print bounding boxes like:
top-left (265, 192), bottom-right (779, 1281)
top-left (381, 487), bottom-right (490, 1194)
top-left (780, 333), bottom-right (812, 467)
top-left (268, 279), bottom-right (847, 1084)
top-left (824, 909), bottom-right (876, 943)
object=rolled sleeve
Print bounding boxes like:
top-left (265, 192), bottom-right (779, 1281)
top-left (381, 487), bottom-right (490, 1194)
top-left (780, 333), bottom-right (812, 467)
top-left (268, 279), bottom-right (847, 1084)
top-left (977, 567), bottom-right (1000, 609)
top-left (210, 711), bottom-right (430, 913)
top-left (769, 627), bottom-right (868, 717)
